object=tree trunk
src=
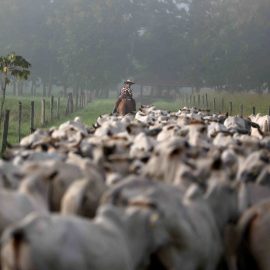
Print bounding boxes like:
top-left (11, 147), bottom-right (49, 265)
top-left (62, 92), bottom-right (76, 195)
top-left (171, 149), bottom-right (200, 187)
top-left (12, 81), bottom-right (16, 96)
top-left (0, 78), bottom-right (7, 133)
top-left (18, 81), bottom-right (23, 96)
top-left (31, 81), bottom-right (35, 96)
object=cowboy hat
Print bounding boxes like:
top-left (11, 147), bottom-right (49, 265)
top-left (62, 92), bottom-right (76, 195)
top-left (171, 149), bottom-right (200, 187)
top-left (124, 79), bottom-right (135, 85)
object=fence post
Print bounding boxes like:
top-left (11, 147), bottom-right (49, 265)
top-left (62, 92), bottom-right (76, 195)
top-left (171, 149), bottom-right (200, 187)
top-left (18, 101), bottom-right (22, 143)
top-left (65, 94), bottom-right (70, 115)
top-left (229, 101), bottom-right (233, 116)
top-left (205, 94), bottom-right (208, 109)
top-left (198, 95), bottom-right (200, 108)
top-left (41, 99), bottom-right (46, 126)
top-left (57, 97), bottom-right (60, 119)
top-left (30, 101), bottom-right (35, 133)
top-left (1, 110), bottom-right (10, 155)
top-left (75, 92), bottom-right (79, 111)
top-left (240, 104), bottom-right (243, 117)
top-left (213, 98), bottom-right (216, 112)
top-left (65, 93), bottom-right (74, 115)
top-left (221, 98), bottom-right (224, 112)
top-left (252, 106), bottom-right (256, 115)
top-left (202, 95), bottom-right (205, 107)
top-left (50, 96), bottom-right (54, 122)
top-left (193, 95), bottom-right (195, 107)
top-left (70, 93), bottom-right (74, 113)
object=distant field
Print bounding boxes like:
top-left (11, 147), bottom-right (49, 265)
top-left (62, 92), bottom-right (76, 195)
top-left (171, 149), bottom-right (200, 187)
top-left (180, 91), bottom-right (270, 116)
top-left (1, 92), bottom-right (270, 147)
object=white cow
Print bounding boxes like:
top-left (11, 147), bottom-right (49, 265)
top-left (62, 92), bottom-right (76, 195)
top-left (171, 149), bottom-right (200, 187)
top-left (1, 204), bottom-right (168, 270)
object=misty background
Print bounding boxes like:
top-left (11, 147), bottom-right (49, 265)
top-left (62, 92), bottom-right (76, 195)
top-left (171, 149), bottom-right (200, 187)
top-left (0, 0), bottom-right (269, 98)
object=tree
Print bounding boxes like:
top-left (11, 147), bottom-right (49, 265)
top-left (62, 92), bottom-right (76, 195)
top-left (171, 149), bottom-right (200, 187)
top-left (0, 52), bottom-right (31, 131)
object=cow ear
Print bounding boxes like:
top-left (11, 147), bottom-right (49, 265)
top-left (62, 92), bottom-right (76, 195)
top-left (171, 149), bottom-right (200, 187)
top-left (169, 147), bottom-right (182, 157)
top-left (46, 171), bottom-right (58, 181)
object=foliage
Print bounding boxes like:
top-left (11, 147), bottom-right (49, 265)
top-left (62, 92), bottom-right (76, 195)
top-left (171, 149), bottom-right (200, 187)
top-left (0, 0), bottom-right (269, 93)
top-left (0, 52), bottom-right (31, 132)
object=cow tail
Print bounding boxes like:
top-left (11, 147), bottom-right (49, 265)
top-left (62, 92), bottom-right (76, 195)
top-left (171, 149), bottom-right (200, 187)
top-left (11, 229), bottom-right (26, 270)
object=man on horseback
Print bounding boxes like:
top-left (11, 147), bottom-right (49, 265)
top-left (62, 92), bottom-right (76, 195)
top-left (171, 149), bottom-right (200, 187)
top-left (112, 79), bottom-right (135, 114)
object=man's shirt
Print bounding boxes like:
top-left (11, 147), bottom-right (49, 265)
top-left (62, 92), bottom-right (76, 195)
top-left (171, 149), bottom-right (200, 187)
top-left (120, 86), bottom-right (133, 98)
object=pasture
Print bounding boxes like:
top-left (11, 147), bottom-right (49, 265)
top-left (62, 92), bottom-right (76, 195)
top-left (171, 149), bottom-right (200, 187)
top-left (0, 101), bottom-right (270, 270)
top-left (1, 92), bottom-right (270, 146)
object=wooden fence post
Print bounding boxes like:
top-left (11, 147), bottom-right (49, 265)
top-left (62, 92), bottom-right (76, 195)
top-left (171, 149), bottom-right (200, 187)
top-left (18, 101), bottom-right (22, 143)
top-left (65, 93), bottom-right (74, 115)
top-left (240, 104), bottom-right (243, 117)
top-left (50, 96), bottom-right (54, 122)
top-left (75, 92), bottom-right (79, 111)
top-left (1, 110), bottom-right (10, 155)
top-left (65, 94), bottom-right (70, 115)
top-left (229, 101), bottom-right (233, 116)
top-left (70, 93), bottom-right (74, 113)
top-left (30, 101), bottom-right (35, 133)
top-left (57, 97), bottom-right (60, 119)
top-left (82, 91), bottom-right (84, 108)
top-left (198, 95), bottom-right (200, 107)
top-left (213, 98), bottom-right (216, 112)
top-left (252, 106), bottom-right (256, 115)
top-left (41, 99), bottom-right (46, 126)
top-left (205, 94), bottom-right (208, 109)
top-left (221, 98), bottom-right (224, 112)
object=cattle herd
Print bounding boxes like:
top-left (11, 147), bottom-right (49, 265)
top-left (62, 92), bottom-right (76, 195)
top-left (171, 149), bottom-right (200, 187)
top-left (0, 105), bottom-right (270, 270)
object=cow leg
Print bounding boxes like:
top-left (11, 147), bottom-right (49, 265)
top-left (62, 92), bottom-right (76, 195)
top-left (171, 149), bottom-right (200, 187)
top-left (132, 99), bottom-right (136, 111)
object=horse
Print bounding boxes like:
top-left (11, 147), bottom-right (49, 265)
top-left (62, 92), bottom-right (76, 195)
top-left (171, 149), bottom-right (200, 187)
top-left (116, 98), bottom-right (136, 115)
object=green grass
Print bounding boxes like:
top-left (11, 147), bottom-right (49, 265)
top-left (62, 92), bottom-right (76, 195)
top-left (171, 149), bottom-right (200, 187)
top-left (45, 99), bottom-right (115, 128)
top-left (183, 91), bottom-right (270, 116)
top-left (1, 96), bottom-right (68, 145)
top-left (0, 98), bottom-right (115, 146)
top-left (152, 99), bottom-right (183, 112)
top-left (1, 92), bottom-right (270, 148)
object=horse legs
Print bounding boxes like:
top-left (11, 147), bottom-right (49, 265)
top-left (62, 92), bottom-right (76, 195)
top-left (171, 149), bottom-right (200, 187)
top-left (131, 99), bottom-right (136, 111)
top-left (113, 98), bottom-right (122, 113)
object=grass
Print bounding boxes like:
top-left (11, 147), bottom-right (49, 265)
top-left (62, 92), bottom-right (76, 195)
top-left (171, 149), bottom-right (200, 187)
top-left (1, 96), bottom-right (68, 145)
top-left (1, 91), bottom-right (270, 148)
top-left (45, 99), bottom-right (115, 128)
top-left (183, 91), bottom-right (270, 116)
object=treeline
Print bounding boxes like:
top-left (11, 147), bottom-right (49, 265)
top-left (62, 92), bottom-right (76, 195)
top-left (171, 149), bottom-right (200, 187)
top-left (0, 0), bottom-right (269, 95)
